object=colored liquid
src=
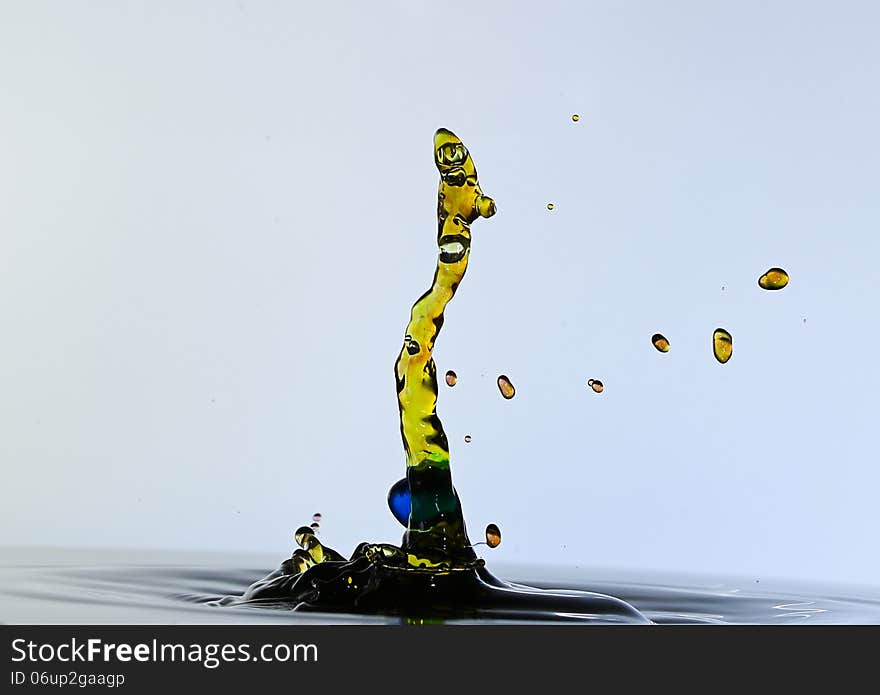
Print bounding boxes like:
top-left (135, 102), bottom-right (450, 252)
top-left (758, 267), bottom-right (789, 290)
top-left (652, 333), bottom-right (670, 353)
top-left (713, 328), bottom-right (733, 364)
top-left (497, 375), bottom-right (516, 400)
top-left (231, 129), bottom-right (648, 623)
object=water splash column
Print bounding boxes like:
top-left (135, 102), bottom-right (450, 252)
top-left (394, 129), bottom-right (496, 566)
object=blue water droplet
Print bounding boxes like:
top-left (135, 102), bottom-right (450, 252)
top-left (387, 478), bottom-right (411, 527)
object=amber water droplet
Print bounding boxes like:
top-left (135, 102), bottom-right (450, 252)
top-left (312, 512), bottom-right (322, 523)
top-left (485, 523), bottom-right (501, 548)
top-left (713, 328), bottom-right (733, 364)
top-left (571, 114), bottom-right (580, 122)
top-left (547, 202), bottom-right (554, 210)
top-left (758, 267), bottom-right (789, 291)
top-left (497, 375), bottom-right (516, 399)
top-left (464, 435), bottom-right (472, 443)
top-left (651, 333), bottom-right (670, 353)
top-left (445, 370), bottom-right (458, 387)
top-left (590, 379), bottom-right (604, 393)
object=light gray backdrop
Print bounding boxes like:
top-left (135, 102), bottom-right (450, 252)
top-left (2, 1), bottom-right (878, 585)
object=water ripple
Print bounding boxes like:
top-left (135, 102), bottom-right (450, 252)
top-left (2, 550), bottom-right (879, 624)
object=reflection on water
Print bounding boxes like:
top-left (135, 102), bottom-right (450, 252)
top-left (773, 601), bottom-right (828, 620)
top-left (2, 548), bottom-right (879, 625)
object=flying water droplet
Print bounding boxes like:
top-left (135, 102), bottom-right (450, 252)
top-left (651, 333), bottom-right (670, 353)
top-left (497, 375), bottom-right (516, 399)
top-left (485, 523), bottom-right (501, 548)
top-left (587, 379), bottom-right (604, 394)
top-left (713, 328), bottom-right (733, 363)
top-left (547, 202), bottom-right (554, 210)
top-left (464, 435), bottom-right (472, 443)
top-left (571, 114), bottom-right (580, 122)
top-left (445, 370), bottom-right (458, 387)
top-left (758, 267), bottom-right (789, 291)
top-left (312, 512), bottom-right (322, 523)
top-left (387, 478), bottom-right (411, 527)
top-left (310, 522), bottom-right (320, 533)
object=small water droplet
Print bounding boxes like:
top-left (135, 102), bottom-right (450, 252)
top-left (445, 370), bottom-right (458, 387)
top-left (651, 333), bottom-right (670, 353)
top-left (464, 435), bottom-right (472, 443)
top-left (310, 522), bottom-right (320, 533)
top-left (387, 478), bottom-right (411, 527)
top-left (312, 512), bottom-right (322, 523)
top-left (713, 328), bottom-right (733, 364)
top-left (547, 202), bottom-right (554, 210)
top-left (758, 267), bottom-right (789, 290)
top-left (588, 379), bottom-right (604, 393)
top-left (497, 375), bottom-right (516, 399)
top-left (485, 523), bottom-right (501, 548)
top-left (294, 526), bottom-right (314, 548)
top-left (571, 114), bottom-right (580, 122)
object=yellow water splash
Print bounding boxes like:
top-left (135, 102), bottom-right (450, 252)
top-left (394, 128), bottom-right (496, 565)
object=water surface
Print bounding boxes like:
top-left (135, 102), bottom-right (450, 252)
top-left (3, 548), bottom-right (879, 625)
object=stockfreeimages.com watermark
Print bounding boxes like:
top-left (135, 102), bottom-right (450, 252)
top-left (10, 638), bottom-right (318, 670)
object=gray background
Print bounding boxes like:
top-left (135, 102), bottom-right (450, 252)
top-left (2, 1), bottom-right (878, 586)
